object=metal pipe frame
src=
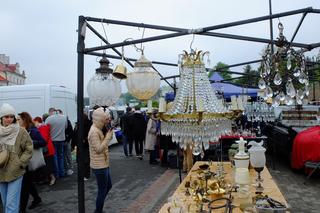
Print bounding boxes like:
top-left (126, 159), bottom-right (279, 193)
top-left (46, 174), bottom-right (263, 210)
top-left (89, 52), bottom-right (261, 76)
top-left (84, 7), bottom-right (317, 53)
top-left (290, 12), bottom-right (307, 44)
top-left (77, 16), bottom-right (85, 213)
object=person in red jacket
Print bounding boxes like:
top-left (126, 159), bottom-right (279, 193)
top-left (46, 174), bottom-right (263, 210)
top-left (33, 116), bottom-right (56, 186)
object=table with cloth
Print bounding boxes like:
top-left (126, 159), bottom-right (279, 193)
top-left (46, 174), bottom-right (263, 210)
top-left (159, 161), bottom-right (287, 213)
top-left (291, 126), bottom-right (320, 170)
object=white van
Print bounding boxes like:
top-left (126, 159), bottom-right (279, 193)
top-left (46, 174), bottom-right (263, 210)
top-left (0, 84), bottom-right (77, 124)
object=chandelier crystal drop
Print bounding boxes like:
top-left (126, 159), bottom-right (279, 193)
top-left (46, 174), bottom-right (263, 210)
top-left (259, 22), bottom-right (309, 106)
top-left (161, 50), bottom-right (233, 154)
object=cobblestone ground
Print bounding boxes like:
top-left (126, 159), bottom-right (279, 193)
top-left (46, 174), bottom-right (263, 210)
top-left (0, 144), bottom-right (180, 213)
top-left (1, 147), bottom-right (320, 213)
top-left (267, 156), bottom-right (320, 213)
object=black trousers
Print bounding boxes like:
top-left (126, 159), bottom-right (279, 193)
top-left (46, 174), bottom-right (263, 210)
top-left (134, 139), bottom-right (143, 156)
top-left (20, 170), bottom-right (41, 211)
top-left (84, 148), bottom-right (90, 179)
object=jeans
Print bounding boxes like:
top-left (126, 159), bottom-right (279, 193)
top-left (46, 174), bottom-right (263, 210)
top-left (122, 135), bottom-right (128, 156)
top-left (64, 142), bottom-right (73, 172)
top-left (0, 176), bottom-right (23, 213)
top-left (127, 136), bottom-right (133, 155)
top-left (53, 141), bottom-right (65, 178)
top-left (92, 167), bottom-right (112, 213)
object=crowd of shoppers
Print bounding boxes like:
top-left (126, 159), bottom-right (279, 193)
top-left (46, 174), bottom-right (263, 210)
top-left (0, 103), bottom-right (180, 213)
top-left (0, 103), bottom-right (76, 213)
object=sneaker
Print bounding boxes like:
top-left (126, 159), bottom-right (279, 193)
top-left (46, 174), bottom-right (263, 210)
top-left (28, 198), bottom-right (42, 209)
top-left (66, 169), bottom-right (74, 176)
top-left (84, 177), bottom-right (89, 181)
top-left (49, 177), bottom-right (56, 186)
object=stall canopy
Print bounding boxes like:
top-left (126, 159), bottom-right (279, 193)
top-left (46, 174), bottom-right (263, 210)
top-left (209, 72), bottom-right (258, 99)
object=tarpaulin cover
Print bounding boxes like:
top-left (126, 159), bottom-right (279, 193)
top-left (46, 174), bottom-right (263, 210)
top-left (209, 72), bottom-right (258, 99)
top-left (291, 126), bottom-right (320, 169)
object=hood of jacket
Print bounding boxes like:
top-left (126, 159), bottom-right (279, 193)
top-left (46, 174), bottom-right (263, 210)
top-left (92, 107), bottom-right (110, 129)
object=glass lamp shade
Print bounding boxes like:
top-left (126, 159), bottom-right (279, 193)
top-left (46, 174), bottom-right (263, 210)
top-left (126, 54), bottom-right (160, 101)
top-left (249, 148), bottom-right (266, 168)
top-left (87, 73), bottom-right (121, 107)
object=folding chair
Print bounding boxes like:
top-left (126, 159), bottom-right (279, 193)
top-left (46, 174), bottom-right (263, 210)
top-left (303, 161), bottom-right (320, 184)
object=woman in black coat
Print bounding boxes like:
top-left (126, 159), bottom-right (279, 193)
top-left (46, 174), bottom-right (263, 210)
top-left (18, 112), bottom-right (47, 212)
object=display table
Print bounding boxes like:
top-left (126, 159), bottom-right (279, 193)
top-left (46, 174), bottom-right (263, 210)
top-left (159, 161), bottom-right (287, 213)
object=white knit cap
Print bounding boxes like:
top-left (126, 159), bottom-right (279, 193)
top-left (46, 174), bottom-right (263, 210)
top-left (0, 103), bottom-right (16, 118)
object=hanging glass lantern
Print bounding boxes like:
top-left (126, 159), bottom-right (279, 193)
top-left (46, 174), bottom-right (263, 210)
top-left (260, 22), bottom-right (309, 106)
top-left (87, 55), bottom-right (121, 107)
top-left (126, 52), bottom-right (160, 101)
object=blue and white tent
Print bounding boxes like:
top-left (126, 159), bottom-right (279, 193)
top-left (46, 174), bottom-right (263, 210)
top-left (209, 72), bottom-right (258, 99)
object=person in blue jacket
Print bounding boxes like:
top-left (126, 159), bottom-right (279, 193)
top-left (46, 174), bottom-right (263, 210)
top-left (17, 112), bottom-right (47, 212)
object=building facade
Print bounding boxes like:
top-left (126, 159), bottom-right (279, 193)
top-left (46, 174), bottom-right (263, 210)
top-left (0, 54), bottom-right (26, 86)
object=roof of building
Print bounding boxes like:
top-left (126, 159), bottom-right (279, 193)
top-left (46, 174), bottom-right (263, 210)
top-left (0, 63), bottom-right (17, 72)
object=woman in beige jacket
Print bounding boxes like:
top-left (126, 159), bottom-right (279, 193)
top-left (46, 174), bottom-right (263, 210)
top-left (88, 107), bottom-right (113, 213)
top-left (145, 111), bottom-right (159, 164)
top-left (0, 103), bottom-right (33, 213)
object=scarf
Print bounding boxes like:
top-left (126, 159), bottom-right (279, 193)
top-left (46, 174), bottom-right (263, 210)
top-left (0, 123), bottom-right (20, 146)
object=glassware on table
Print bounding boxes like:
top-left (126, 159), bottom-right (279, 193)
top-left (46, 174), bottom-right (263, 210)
top-left (248, 141), bottom-right (266, 194)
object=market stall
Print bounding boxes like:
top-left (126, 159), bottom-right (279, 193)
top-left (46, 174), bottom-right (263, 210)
top-left (159, 161), bottom-right (287, 213)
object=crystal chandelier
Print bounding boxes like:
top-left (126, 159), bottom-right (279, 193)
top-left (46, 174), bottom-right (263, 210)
top-left (87, 55), bottom-right (121, 107)
top-left (126, 52), bottom-right (160, 101)
top-left (160, 50), bottom-right (234, 155)
top-left (259, 22), bottom-right (309, 106)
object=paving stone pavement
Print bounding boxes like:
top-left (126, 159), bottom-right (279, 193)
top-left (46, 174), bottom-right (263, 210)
top-left (0, 144), bottom-right (180, 213)
top-left (267, 156), bottom-right (320, 213)
top-left (1, 146), bottom-right (320, 213)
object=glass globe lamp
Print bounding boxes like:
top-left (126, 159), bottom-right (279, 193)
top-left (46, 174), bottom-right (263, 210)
top-left (87, 56), bottom-right (121, 107)
top-left (126, 52), bottom-right (160, 101)
top-left (248, 141), bottom-right (266, 194)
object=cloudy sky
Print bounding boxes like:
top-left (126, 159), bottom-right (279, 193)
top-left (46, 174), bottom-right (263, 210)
top-left (1, 0), bottom-right (319, 96)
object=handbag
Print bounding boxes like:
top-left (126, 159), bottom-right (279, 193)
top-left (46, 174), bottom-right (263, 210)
top-left (28, 148), bottom-right (46, 171)
top-left (0, 144), bottom-right (10, 168)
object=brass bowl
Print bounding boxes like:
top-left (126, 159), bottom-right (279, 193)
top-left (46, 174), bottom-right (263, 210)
top-left (199, 164), bottom-right (209, 170)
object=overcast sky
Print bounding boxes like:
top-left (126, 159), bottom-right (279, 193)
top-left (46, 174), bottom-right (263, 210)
top-left (1, 0), bottom-right (319, 96)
